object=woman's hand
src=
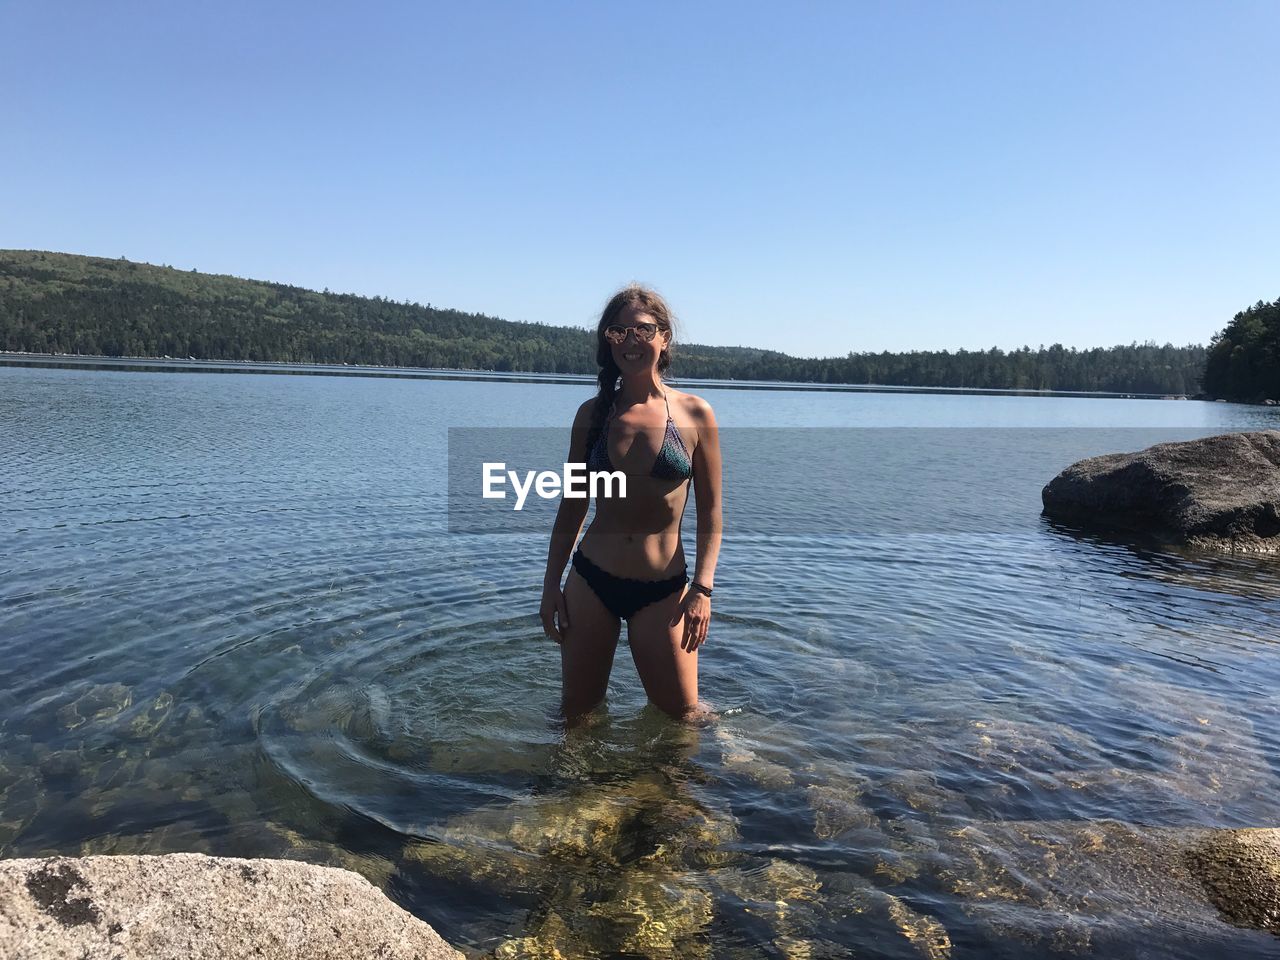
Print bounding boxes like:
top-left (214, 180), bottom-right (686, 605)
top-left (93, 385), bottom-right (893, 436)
top-left (540, 581), bottom-right (569, 644)
top-left (673, 589), bottom-right (711, 652)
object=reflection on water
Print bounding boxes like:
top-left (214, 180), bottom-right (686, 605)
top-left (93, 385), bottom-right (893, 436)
top-left (3, 367), bottom-right (1280, 958)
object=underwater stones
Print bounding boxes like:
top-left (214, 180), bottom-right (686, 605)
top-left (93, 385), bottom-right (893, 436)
top-left (491, 938), bottom-right (568, 959)
top-left (127, 691), bottom-right (175, 740)
top-left (195, 783), bottom-right (259, 832)
top-left (1185, 828), bottom-right (1280, 934)
top-left (422, 775), bottom-right (738, 874)
top-left (288, 840), bottom-right (396, 892)
top-left (0, 758), bottom-right (19, 794)
top-left (726, 857), bottom-right (821, 901)
top-left (0, 854), bottom-right (463, 959)
top-left (714, 859), bottom-right (822, 959)
top-left (940, 822), bottom-right (1073, 906)
top-left (1041, 429), bottom-right (1280, 553)
top-left (404, 773), bottom-right (740, 932)
top-left (806, 783), bottom-right (879, 839)
top-left (406, 777), bottom-right (738, 958)
top-left (588, 869), bottom-right (714, 956)
top-left (963, 717), bottom-right (1099, 776)
top-left (641, 807), bottom-right (738, 870)
top-left (78, 821), bottom-right (213, 858)
top-left (770, 936), bottom-right (820, 959)
top-left (175, 701), bottom-right (208, 733)
top-left (505, 791), bottom-right (634, 863)
top-left (871, 845), bottom-right (924, 885)
top-left (402, 836), bottom-right (529, 898)
top-left (93, 751), bottom-right (143, 794)
top-left (490, 907), bottom-right (596, 960)
top-left (936, 820), bottom-right (1239, 953)
top-left (0, 774), bottom-right (43, 850)
top-left (409, 851), bottom-right (715, 958)
top-left (882, 769), bottom-right (968, 817)
top-left (800, 761), bottom-right (880, 840)
top-left (57, 682), bottom-right (133, 731)
top-left (1104, 677), bottom-right (1278, 810)
top-left (716, 858), bottom-right (822, 918)
top-left (827, 879), bottom-right (951, 960)
top-left (885, 894), bottom-right (953, 960)
top-left (277, 683), bottom-right (383, 741)
top-left (37, 748), bottom-right (85, 786)
top-left (714, 728), bottom-right (795, 789)
top-left (422, 735), bottom-right (552, 775)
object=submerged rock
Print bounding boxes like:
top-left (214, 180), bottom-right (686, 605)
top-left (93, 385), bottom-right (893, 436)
top-left (714, 727), bottom-right (795, 789)
top-left (408, 773), bottom-right (738, 878)
top-left (405, 774), bottom-right (737, 958)
top-left (806, 782), bottom-right (879, 839)
top-left (885, 893), bottom-right (953, 960)
top-left (714, 858), bottom-right (823, 958)
top-left (590, 870), bottom-right (714, 956)
top-left (826, 877), bottom-right (952, 960)
top-left (1185, 828), bottom-right (1280, 934)
top-left (936, 819), bottom-right (1280, 952)
top-left (57, 683), bottom-right (133, 731)
top-left (1041, 430), bottom-right (1280, 553)
top-left (717, 857), bottom-right (822, 908)
top-left (127, 691), bottom-right (175, 740)
top-left (0, 773), bottom-right (43, 850)
top-left (0, 853), bottom-right (462, 959)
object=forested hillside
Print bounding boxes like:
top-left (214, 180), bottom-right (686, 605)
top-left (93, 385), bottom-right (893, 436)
top-left (0, 251), bottom-right (1208, 393)
top-left (1202, 298), bottom-right (1280, 402)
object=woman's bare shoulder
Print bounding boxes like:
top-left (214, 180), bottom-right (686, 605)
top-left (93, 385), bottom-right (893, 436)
top-left (671, 388), bottom-right (717, 425)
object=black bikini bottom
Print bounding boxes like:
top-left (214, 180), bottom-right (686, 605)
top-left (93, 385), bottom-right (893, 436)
top-left (571, 548), bottom-right (688, 621)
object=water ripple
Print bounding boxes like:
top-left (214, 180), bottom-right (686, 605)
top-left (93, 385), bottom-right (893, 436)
top-left (3, 368), bottom-right (1279, 958)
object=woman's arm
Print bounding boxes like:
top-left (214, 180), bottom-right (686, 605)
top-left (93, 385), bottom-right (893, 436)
top-left (540, 400), bottom-right (594, 642)
top-left (690, 396), bottom-right (722, 590)
top-left (677, 395), bottom-right (722, 651)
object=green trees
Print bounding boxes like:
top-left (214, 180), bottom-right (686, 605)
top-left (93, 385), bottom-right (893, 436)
top-left (1202, 298), bottom-right (1280, 401)
top-left (0, 250), bottom-right (1209, 394)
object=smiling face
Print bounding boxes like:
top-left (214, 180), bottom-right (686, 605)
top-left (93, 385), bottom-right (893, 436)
top-left (605, 304), bottom-right (670, 375)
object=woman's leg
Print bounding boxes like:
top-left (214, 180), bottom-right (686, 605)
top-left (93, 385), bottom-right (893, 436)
top-left (559, 566), bottom-right (622, 724)
top-left (626, 586), bottom-right (702, 721)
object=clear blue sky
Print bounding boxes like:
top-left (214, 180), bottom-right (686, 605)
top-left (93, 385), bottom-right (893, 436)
top-left (3, 1), bottom-right (1277, 355)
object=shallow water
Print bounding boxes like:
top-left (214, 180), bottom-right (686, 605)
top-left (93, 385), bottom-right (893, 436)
top-left (3, 367), bottom-right (1280, 958)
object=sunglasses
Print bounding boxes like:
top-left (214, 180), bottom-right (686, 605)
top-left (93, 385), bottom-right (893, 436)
top-left (603, 322), bottom-right (661, 345)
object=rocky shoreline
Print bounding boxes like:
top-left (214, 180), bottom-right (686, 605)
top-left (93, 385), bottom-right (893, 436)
top-left (3, 825), bottom-right (1279, 957)
top-left (0, 853), bottom-right (462, 960)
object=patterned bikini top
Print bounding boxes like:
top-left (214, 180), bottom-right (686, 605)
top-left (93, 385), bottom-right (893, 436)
top-left (587, 391), bottom-right (693, 482)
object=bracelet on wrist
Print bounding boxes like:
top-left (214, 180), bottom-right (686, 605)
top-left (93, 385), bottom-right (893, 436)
top-left (690, 581), bottom-right (713, 597)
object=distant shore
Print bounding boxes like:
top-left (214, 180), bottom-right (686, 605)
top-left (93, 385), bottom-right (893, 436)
top-left (0, 351), bottom-right (1194, 400)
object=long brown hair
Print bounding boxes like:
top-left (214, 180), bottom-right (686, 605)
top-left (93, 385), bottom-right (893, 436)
top-left (586, 284), bottom-right (677, 453)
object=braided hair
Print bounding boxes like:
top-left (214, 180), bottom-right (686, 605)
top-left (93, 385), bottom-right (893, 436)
top-left (585, 284), bottom-right (677, 454)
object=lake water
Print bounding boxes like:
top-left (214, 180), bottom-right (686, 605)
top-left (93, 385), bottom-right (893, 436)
top-left (3, 366), bottom-right (1280, 959)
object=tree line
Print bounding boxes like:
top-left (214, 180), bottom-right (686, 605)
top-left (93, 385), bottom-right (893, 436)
top-left (1201, 298), bottom-right (1280, 402)
top-left (0, 250), bottom-right (1216, 395)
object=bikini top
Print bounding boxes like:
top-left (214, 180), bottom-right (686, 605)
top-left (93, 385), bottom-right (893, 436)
top-left (586, 391), bottom-right (693, 482)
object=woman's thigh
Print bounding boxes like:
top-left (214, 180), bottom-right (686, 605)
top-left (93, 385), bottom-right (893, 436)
top-left (560, 566), bottom-right (621, 719)
top-left (626, 587), bottom-right (699, 720)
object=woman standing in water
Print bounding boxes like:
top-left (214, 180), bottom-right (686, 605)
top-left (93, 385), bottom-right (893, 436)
top-left (540, 285), bottom-right (722, 723)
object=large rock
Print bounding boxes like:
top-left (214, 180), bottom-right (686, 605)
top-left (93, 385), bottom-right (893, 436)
top-left (1185, 828), bottom-right (1280, 934)
top-left (1041, 430), bottom-right (1280, 553)
top-left (0, 854), bottom-right (462, 960)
